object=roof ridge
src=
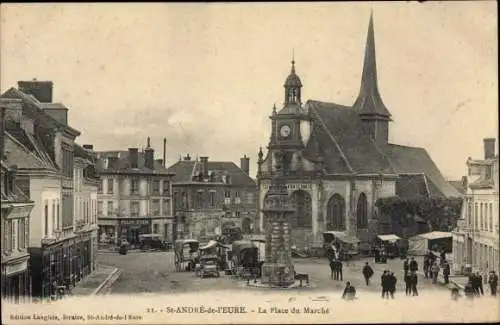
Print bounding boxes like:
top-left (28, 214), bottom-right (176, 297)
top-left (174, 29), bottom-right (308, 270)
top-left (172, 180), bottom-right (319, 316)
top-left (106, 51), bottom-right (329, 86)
top-left (24, 131), bottom-right (57, 169)
top-left (388, 143), bottom-right (424, 150)
top-left (5, 131), bottom-right (52, 169)
top-left (422, 174), bottom-right (431, 198)
top-left (310, 103), bottom-right (353, 173)
top-left (369, 137), bottom-right (397, 174)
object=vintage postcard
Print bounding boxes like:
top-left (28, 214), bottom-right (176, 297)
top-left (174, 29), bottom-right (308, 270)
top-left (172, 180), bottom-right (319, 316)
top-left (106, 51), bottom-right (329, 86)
top-left (1, 1), bottom-right (498, 324)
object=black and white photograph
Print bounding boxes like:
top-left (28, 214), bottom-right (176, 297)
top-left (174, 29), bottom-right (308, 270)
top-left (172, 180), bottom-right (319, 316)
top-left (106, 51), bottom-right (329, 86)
top-left (1, 2), bottom-right (498, 324)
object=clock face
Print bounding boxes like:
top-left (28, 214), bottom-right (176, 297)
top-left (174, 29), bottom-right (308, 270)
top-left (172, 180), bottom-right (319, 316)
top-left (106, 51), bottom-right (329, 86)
top-left (280, 125), bottom-right (291, 138)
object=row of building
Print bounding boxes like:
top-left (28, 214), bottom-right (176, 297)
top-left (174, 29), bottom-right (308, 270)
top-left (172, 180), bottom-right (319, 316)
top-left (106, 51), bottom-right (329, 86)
top-left (0, 80), bottom-right (258, 302)
top-left (452, 138), bottom-right (499, 276)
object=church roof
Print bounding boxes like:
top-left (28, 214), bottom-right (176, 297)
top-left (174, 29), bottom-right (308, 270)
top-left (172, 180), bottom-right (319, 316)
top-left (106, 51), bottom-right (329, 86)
top-left (307, 100), bottom-right (395, 175)
top-left (302, 100), bottom-right (460, 198)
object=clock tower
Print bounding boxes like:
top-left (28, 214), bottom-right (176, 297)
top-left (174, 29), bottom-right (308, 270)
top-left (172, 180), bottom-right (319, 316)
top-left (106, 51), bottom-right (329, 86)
top-left (268, 60), bottom-right (309, 173)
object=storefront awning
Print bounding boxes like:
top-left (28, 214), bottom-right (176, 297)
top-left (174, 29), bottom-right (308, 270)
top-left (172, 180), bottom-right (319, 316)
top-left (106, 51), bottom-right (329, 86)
top-left (377, 234), bottom-right (401, 243)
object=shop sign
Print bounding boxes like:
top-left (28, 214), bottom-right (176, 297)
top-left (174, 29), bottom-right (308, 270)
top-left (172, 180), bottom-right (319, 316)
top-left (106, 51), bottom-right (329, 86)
top-left (98, 219), bottom-right (118, 226)
top-left (119, 219), bottom-right (150, 226)
top-left (5, 260), bottom-right (28, 276)
top-left (5, 205), bottom-right (33, 219)
top-left (262, 183), bottom-right (312, 190)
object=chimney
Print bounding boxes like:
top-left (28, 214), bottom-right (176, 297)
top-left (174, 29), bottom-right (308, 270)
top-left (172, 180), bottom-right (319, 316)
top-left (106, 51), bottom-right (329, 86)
top-left (163, 138), bottom-right (167, 168)
top-left (200, 156), bottom-right (209, 178)
top-left (184, 154), bottom-right (191, 161)
top-left (156, 159), bottom-right (164, 167)
top-left (128, 148), bottom-right (139, 168)
top-left (83, 144), bottom-right (94, 151)
top-left (144, 137), bottom-right (154, 169)
top-left (18, 80), bottom-right (53, 103)
top-left (106, 157), bottom-right (118, 169)
top-left (461, 175), bottom-right (468, 190)
top-left (483, 138), bottom-right (496, 159)
top-left (240, 154), bottom-right (250, 175)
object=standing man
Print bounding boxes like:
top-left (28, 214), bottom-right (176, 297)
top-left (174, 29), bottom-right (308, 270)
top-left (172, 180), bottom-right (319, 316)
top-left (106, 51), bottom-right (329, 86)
top-left (409, 257), bottom-right (418, 274)
top-left (442, 260), bottom-right (450, 285)
top-left (423, 255), bottom-right (430, 278)
top-left (404, 271), bottom-right (412, 296)
top-left (389, 272), bottom-right (397, 299)
top-left (362, 262), bottom-right (374, 286)
top-left (440, 249), bottom-right (446, 267)
top-left (403, 258), bottom-right (409, 278)
top-left (476, 272), bottom-right (484, 296)
top-left (410, 271), bottom-right (419, 296)
top-left (381, 270), bottom-right (389, 299)
top-left (329, 258), bottom-right (336, 280)
top-left (431, 262), bottom-right (440, 284)
top-left (338, 260), bottom-right (343, 281)
top-left (488, 270), bottom-right (498, 296)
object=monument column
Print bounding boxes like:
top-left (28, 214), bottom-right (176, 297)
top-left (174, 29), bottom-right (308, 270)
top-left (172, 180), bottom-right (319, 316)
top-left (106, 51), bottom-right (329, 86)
top-left (260, 152), bottom-right (296, 287)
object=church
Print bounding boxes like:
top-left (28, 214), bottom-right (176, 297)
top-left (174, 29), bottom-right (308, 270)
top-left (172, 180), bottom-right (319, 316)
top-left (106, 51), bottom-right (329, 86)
top-left (256, 14), bottom-right (460, 250)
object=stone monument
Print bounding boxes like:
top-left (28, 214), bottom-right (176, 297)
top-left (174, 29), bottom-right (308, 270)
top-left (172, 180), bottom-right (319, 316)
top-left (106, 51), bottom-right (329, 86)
top-left (260, 152), bottom-right (296, 286)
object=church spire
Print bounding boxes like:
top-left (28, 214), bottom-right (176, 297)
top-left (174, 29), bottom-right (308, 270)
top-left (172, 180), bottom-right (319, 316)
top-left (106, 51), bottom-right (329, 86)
top-left (354, 12), bottom-right (391, 119)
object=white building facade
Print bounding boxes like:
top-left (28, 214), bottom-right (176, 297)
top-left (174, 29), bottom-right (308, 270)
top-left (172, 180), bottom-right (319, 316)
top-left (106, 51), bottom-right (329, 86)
top-left (453, 138), bottom-right (499, 275)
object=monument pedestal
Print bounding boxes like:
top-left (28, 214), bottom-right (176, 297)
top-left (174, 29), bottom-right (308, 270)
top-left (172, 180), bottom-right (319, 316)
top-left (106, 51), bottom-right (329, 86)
top-left (261, 263), bottom-right (295, 286)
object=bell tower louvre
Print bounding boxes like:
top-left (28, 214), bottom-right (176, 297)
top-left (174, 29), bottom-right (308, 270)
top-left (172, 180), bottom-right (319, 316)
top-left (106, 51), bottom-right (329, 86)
top-left (353, 12), bottom-right (392, 146)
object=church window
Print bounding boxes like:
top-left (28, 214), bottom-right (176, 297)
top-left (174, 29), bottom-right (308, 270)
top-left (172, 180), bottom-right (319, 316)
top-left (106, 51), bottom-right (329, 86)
top-left (356, 192), bottom-right (368, 229)
top-left (291, 190), bottom-right (312, 228)
top-left (327, 194), bottom-right (346, 231)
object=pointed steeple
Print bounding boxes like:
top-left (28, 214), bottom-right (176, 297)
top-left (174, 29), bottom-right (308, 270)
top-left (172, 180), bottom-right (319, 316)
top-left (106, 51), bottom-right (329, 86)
top-left (354, 12), bottom-right (391, 120)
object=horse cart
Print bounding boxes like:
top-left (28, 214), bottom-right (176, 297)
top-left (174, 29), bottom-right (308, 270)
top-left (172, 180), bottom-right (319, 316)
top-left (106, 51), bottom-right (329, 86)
top-left (230, 240), bottom-right (264, 278)
top-left (174, 239), bottom-right (200, 272)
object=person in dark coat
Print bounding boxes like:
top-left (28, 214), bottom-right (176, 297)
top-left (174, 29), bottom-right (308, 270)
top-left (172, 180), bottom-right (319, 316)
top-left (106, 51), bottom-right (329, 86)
top-left (488, 271), bottom-right (498, 296)
top-left (423, 256), bottom-right (430, 278)
top-left (464, 280), bottom-right (475, 299)
top-left (404, 272), bottom-right (412, 296)
top-left (409, 271), bottom-right (419, 296)
top-left (362, 262), bottom-right (374, 286)
top-left (329, 259), bottom-right (336, 280)
top-left (409, 257), bottom-right (418, 273)
top-left (381, 270), bottom-right (390, 298)
top-left (338, 260), bottom-right (343, 281)
top-left (476, 272), bottom-right (484, 296)
top-left (440, 250), bottom-right (446, 267)
top-left (403, 258), bottom-right (409, 278)
top-left (389, 272), bottom-right (397, 298)
top-left (342, 281), bottom-right (357, 300)
top-left (442, 260), bottom-right (450, 285)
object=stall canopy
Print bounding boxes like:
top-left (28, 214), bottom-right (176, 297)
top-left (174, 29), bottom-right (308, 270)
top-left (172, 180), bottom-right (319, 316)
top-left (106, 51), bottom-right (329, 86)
top-left (408, 231), bottom-right (453, 255)
top-left (377, 234), bottom-right (401, 243)
top-left (323, 231), bottom-right (360, 245)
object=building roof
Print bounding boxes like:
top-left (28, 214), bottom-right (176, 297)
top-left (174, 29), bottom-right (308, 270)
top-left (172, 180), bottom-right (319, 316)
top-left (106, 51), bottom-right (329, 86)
top-left (3, 131), bottom-right (56, 171)
top-left (415, 231), bottom-right (452, 240)
top-left (167, 159), bottom-right (256, 187)
top-left (1, 87), bottom-right (80, 136)
top-left (448, 180), bottom-right (467, 194)
top-left (395, 174), bottom-right (429, 198)
top-left (95, 150), bottom-right (173, 176)
top-left (1, 161), bottom-right (33, 203)
top-left (283, 60), bottom-right (302, 88)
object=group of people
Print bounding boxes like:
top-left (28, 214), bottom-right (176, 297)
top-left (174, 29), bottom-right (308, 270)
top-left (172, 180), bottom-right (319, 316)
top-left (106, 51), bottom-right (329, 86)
top-left (463, 271), bottom-right (498, 298)
top-left (329, 258), bottom-right (344, 281)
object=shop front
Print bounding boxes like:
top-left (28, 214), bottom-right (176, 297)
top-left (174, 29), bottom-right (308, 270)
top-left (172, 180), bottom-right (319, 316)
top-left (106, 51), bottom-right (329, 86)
top-left (1, 255), bottom-right (31, 304)
top-left (29, 235), bottom-right (91, 298)
top-left (118, 218), bottom-right (152, 247)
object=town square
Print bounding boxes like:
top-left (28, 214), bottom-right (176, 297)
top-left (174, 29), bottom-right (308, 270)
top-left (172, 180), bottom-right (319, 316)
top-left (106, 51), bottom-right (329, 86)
top-left (1, 2), bottom-right (498, 324)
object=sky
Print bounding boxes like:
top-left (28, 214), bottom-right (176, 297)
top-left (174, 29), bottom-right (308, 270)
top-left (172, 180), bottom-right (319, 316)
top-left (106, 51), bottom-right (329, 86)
top-left (1, 2), bottom-right (497, 180)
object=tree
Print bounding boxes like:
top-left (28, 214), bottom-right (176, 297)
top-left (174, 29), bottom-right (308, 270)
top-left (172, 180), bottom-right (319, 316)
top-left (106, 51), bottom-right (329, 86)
top-left (375, 196), bottom-right (463, 238)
